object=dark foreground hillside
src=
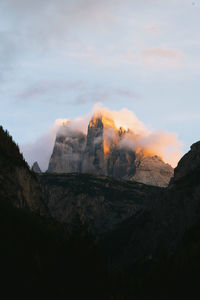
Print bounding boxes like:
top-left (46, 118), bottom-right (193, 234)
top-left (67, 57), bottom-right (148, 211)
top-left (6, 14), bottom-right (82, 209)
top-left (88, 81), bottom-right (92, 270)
top-left (0, 197), bottom-right (109, 299)
top-left (0, 126), bottom-right (47, 215)
top-left (2, 125), bottom-right (200, 299)
top-left (0, 126), bottom-right (109, 299)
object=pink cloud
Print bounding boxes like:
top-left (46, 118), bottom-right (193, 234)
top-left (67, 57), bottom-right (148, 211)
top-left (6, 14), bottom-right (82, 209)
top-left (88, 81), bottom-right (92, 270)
top-left (142, 47), bottom-right (185, 69)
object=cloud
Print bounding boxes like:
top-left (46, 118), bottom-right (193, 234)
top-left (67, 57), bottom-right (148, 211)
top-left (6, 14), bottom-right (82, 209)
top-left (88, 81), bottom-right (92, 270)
top-left (0, 0), bottom-right (119, 80)
top-left (18, 80), bottom-right (138, 105)
top-left (121, 47), bottom-right (185, 69)
top-left (143, 47), bottom-right (184, 58)
top-left (20, 113), bottom-right (91, 171)
top-left (118, 129), bottom-right (182, 168)
top-left (20, 104), bottom-right (183, 170)
top-left (20, 127), bottom-right (57, 172)
top-left (144, 24), bottom-right (161, 34)
top-left (18, 81), bottom-right (85, 100)
top-left (75, 87), bottom-right (139, 105)
top-left (92, 104), bottom-right (183, 167)
top-left (142, 47), bottom-right (185, 68)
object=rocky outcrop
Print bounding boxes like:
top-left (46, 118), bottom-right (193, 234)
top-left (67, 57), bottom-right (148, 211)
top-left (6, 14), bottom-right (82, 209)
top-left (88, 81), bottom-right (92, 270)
top-left (131, 155), bottom-right (174, 187)
top-left (48, 113), bottom-right (173, 187)
top-left (100, 140), bottom-right (200, 270)
top-left (37, 141), bottom-right (200, 270)
top-left (170, 141), bottom-right (200, 183)
top-left (38, 173), bottom-right (161, 235)
top-left (31, 161), bottom-right (41, 173)
top-left (0, 126), bottom-right (48, 216)
top-left (107, 148), bottom-right (136, 179)
top-left (48, 127), bottom-right (86, 173)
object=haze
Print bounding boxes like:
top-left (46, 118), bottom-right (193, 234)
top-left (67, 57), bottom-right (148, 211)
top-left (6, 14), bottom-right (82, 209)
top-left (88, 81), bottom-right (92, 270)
top-left (0, 0), bottom-right (200, 164)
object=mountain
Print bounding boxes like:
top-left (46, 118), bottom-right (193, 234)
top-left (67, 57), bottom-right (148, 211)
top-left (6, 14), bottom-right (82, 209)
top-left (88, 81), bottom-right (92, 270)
top-left (48, 126), bottom-right (86, 173)
top-left (131, 155), bottom-right (174, 187)
top-left (0, 126), bottom-right (47, 215)
top-left (48, 112), bottom-right (173, 187)
top-left (0, 125), bottom-right (108, 299)
top-left (100, 140), bottom-right (200, 271)
top-left (38, 173), bottom-right (161, 236)
top-left (31, 161), bottom-right (41, 173)
top-left (2, 123), bottom-right (200, 299)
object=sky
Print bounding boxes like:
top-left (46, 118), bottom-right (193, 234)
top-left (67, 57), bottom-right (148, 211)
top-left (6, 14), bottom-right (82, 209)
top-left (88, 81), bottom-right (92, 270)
top-left (0, 0), bottom-right (200, 168)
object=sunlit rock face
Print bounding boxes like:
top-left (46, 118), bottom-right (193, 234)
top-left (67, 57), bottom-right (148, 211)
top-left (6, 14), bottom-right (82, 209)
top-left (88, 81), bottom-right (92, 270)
top-left (47, 113), bottom-right (173, 187)
top-left (82, 113), bottom-right (118, 175)
top-left (131, 154), bottom-right (174, 187)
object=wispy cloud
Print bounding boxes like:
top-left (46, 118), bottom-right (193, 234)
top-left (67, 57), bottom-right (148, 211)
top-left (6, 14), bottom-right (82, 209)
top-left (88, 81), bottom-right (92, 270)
top-left (143, 47), bottom-right (184, 58)
top-left (18, 80), bottom-right (139, 105)
top-left (121, 47), bottom-right (186, 69)
top-left (18, 81), bottom-right (85, 100)
top-left (20, 104), bottom-right (183, 170)
top-left (142, 47), bottom-right (185, 68)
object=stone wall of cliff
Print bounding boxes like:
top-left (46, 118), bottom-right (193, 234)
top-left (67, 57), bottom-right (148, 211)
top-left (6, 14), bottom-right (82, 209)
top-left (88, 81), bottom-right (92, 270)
top-left (0, 126), bottom-right (48, 215)
top-left (47, 114), bottom-right (173, 187)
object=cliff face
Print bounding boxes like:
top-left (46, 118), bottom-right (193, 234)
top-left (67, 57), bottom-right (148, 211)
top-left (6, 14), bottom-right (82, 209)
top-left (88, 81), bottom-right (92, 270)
top-left (100, 140), bottom-right (200, 270)
top-left (48, 113), bottom-right (173, 187)
top-left (48, 127), bottom-right (86, 173)
top-left (38, 173), bottom-right (161, 235)
top-left (38, 141), bottom-right (200, 271)
top-left (170, 141), bottom-right (200, 183)
top-left (82, 116), bottom-right (107, 175)
top-left (131, 155), bottom-right (173, 187)
top-left (0, 126), bottom-right (48, 216)
top-left (158, 141), bottom-right (200, 248)
top-left (31, 161), bottom-right (41, 173)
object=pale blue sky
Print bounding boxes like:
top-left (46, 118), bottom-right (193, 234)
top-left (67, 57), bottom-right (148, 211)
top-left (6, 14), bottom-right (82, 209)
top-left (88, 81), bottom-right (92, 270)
top-left (0, 0), bottom-right (200, 165)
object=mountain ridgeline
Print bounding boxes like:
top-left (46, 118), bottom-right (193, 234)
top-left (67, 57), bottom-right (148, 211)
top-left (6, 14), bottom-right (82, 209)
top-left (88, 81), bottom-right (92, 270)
top-left (2, 124), bottom-right (200, 299)
top-left (0, 126), bottom-right (47, 215)
top-left (48, 112), bottom-right (173, 187)
top-left (38, 173), bottom-right (161, 236)
top-left (0, 125), bottom-right (109, 299)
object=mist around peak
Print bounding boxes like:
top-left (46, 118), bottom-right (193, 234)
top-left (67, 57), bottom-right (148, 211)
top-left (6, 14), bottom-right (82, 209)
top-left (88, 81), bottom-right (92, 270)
top-left (20, 105), bottom-right (183, 171)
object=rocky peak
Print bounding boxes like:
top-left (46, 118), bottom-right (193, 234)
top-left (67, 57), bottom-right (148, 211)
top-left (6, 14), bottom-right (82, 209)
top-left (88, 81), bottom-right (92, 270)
top-left (48, 125), bottom-right (86, 173)
top-left (170, 140), bottom-right (200, 184)
top-left (89, 112), bottom-right (117, 130)
top-left (47, 113), bottom-right (174, 187)
top-left (131, 154), bottom-right (174, 187)
top-left (83, 113), bottom-right (114, 174)
top-left (118, 126), bottom-right (127, 138)
top-left (31, 161), bottom-right (41, 173)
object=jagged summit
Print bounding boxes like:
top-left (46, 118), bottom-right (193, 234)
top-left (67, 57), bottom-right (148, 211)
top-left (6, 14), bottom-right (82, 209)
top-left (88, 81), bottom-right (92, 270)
top-left (170, 140), bottom-right (200, 184)
top-left (47, 113), bottom-right (173, 187)
top-left (89, 111), bottom-right (117, 130)
top-left (31, 161), bottom-right (41, 173)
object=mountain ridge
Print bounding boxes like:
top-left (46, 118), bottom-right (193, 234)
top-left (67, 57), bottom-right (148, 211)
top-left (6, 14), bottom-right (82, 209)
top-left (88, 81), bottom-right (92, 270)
top-left (48, 113), bottom-right (173, 187)
top-left (1, 123), bottom-right (200, 299)
top-left (0, 126), bottom-right (48, 216)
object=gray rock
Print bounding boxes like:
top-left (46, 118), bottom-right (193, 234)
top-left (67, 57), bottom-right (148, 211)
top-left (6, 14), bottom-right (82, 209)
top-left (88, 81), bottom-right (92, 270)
top-left (130, 155), bottom-right (174, 187)
top-left (48, 126), bottom-right (86, 173)
top-left (47, 113), bottom-right (173, 187)
top-left (31, 161), bottom-right (41, 173)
